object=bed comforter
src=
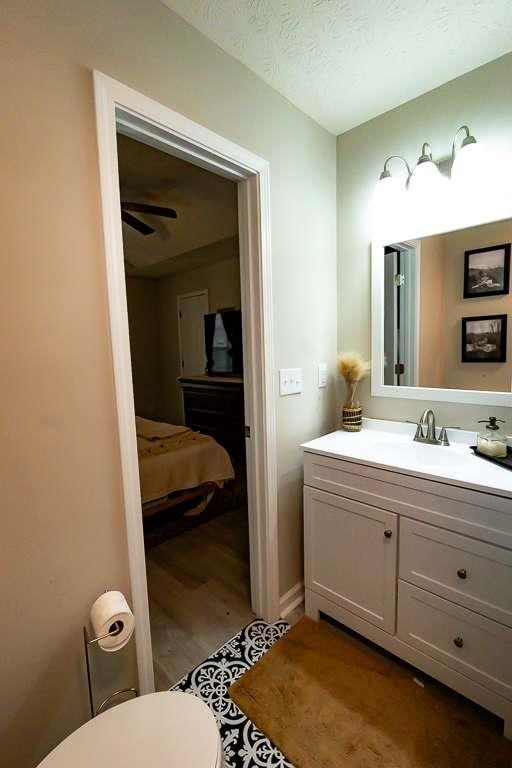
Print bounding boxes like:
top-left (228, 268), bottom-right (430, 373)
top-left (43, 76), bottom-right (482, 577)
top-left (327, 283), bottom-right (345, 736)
top-left (135, 417), bottom-right (235, 504)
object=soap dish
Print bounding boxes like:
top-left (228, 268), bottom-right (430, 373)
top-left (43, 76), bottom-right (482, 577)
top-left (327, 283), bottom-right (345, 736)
top-left (470, 445), bottom-right (512, 471)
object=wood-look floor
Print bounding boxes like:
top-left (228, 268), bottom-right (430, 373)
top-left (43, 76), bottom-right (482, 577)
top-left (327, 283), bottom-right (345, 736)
top-left (146, 506), bottom-right (255, 690)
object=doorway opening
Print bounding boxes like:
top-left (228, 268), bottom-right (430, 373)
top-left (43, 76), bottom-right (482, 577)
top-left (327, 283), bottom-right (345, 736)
top-left (383, 241), bottom-right (420, 387)
top-left (93, 72), bottom-right (279, 694)
top-left (119, 132), bottom-right (252, 687)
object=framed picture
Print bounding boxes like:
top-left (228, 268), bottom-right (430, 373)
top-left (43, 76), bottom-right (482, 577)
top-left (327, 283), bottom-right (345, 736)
top-left (461, 314), bottom-right (507, 363)
top-left (463, 243), bottom-right (510, 298)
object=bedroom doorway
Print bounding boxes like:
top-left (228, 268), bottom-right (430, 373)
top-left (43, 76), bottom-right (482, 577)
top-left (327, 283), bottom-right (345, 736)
top-left (119, 132), bottom-right (253, 687)
top-left (93, 72), bottom-right (279, 695)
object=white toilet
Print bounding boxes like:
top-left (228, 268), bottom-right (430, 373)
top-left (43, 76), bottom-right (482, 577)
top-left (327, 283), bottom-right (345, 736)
top-left (38, 692), bottom-right (223, 767)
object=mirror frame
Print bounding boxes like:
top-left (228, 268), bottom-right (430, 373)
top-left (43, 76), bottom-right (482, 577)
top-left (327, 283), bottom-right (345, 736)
top-left (371, 210), bottom-right (512, 407)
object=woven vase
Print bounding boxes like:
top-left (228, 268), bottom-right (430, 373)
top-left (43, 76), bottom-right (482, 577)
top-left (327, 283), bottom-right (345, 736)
top-left (342, 381), bottom-right (362, 432)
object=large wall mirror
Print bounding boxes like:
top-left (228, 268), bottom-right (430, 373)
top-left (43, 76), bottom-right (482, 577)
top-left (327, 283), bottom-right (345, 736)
top-left (372, 217), bottom-right (512, 406)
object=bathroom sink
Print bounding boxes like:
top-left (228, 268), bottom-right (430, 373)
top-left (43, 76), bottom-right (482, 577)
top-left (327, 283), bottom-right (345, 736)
top-left (387, 442), bottom-right (467, 470)
top-left (302, 417), bottom-right (512, 499)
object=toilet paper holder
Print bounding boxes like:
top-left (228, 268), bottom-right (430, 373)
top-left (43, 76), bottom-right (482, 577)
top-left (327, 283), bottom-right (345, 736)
top-left (83, 620), bottom-right (138, 718)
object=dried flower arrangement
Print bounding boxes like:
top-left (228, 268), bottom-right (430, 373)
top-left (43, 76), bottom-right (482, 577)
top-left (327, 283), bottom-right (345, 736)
top-left (337, 351), bottom-right (371, 431)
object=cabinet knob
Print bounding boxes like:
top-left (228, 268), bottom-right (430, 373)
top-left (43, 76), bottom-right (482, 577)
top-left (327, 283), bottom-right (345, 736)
top-left (453, 636), bottom-right (464, 649)
top-left (457, 568), bottom-right (467, 580)
top-left (384, 529), bottom-right (393, 539)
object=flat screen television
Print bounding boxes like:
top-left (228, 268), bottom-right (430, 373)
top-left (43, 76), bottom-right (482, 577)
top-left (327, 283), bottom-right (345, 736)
top-left (204, 310), bottom-right (243, 376)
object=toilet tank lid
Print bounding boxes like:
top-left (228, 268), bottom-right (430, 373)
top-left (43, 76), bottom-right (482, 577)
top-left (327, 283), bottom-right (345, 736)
top-left (37, 692), bottom-right (221, 768)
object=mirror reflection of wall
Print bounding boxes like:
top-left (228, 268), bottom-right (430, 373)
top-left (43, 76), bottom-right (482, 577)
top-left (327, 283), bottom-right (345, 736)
top-left (384, 219), bottom-right (512, 393)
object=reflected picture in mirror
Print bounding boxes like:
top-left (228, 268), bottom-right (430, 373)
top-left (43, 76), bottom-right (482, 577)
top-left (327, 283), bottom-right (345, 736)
top-left (464, 244), bottom-right (510, 298)
top-left (462, 314), bottom-right (507, 363)
top-left (383, 218), bottom-right (512, 394)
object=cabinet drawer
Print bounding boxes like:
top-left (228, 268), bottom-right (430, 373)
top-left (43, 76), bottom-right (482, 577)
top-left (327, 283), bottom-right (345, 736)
top-left (185, 407), bottom-right (244, 430)
top-left (400, 518), bottom-right (512, 627)
top-left (183, 389), bottom-right (243, 413)
top-left (304, 486), bottom-right (397, 634)
top-left (304, 452), bottom-right (512, 548)
top-left (397, 581), bottom-right (512, 700)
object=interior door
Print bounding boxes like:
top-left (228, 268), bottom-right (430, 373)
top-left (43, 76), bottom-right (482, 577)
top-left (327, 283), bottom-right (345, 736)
top-left (383, 243), bottom-right (418, 386)
top-left (383, 248), bottom-right (398, 385)
top-left (177, 290), bottom-right (209, 376)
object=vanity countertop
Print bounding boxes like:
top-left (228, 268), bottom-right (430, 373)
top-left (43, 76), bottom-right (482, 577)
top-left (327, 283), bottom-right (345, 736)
top-left (302, 418), bottom-right (512, 499)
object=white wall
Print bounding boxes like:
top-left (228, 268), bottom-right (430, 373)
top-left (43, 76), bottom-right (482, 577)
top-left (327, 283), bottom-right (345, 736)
top-left (337, 52), bottom-right (512, 428)
top-left (1, 2), bottom-right (336, 764)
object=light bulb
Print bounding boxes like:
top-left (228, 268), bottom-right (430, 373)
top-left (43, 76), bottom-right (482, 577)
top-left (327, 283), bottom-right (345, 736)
top-left (407, 153), bottom-right (450, 232)
top-left (374, 174), bottom-right (405, 206)
top-left (450, 141), bottom-right (509, 222)
top-left (408, 160), bottom-right (444, 197)
top-left (451, 141), bottom-right (490, 189)
top-left (372, 174), bottom-right (407, 235)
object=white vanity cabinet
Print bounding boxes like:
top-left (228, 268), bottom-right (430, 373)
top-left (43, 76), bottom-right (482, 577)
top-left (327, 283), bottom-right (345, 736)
top-left (303, 427), bottom-right (512, 738)
top-left (304, 487), bottom-right (397, 633)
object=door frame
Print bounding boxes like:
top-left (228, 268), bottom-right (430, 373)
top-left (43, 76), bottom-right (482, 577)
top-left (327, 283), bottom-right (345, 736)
top-left (93, 71), bottom-right (280, 695)
top-left (177, 289), bottom-right (209, 377)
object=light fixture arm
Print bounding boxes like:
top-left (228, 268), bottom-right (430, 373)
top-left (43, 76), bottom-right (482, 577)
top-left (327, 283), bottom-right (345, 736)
top-left (380, 155), bottom-right (412, 183)
top-left (451, 125), bottom-right (476, 165)
top-left (417, 142), bottom-right (433, 165)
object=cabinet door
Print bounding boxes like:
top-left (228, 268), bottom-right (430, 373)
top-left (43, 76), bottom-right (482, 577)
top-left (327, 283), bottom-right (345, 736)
top-left (304, 486), bottom-right (398, 633)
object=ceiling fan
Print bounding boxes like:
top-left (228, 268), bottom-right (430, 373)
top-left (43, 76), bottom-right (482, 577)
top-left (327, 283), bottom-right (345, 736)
top-left (120, 201), bottom-right (178, 236)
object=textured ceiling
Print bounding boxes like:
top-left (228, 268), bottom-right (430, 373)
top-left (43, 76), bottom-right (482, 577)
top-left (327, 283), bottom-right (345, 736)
top-left (160, 0), bottom-right (512, 134)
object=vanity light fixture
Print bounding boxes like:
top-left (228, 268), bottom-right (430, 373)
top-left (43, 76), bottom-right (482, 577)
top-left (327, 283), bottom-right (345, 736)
top-left (450, 124), bottom-right (487, 188)
top-left (375, 126), bottom-right (485, 193)
top-left (408, 142), bottom-right (444, 197)
top-left (374, 155), bottom-right (411, 215)
top-left (451, 125), bottom-right (477, 162)
top-left (378, 154), bottom-right (412, 187)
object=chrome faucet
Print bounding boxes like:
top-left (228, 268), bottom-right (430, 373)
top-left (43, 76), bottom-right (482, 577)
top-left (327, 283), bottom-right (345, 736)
top-left (421, 409), bottom-right (436, 441)
top-left (413, 409), bottom-right (450, 446)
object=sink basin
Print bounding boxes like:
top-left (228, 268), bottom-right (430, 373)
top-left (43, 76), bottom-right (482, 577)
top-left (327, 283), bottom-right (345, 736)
top-left (302, 417), bottom-right (512, 499)
top-left (389, 442), bottom-right (467, 470)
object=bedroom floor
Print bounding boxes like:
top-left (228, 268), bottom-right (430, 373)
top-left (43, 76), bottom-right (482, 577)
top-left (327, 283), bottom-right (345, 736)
top-left (146, 505), bottom-right (254, 689)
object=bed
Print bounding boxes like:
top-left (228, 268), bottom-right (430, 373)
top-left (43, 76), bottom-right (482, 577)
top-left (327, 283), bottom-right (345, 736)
top-left (136, 416), bottom-right (235, 518)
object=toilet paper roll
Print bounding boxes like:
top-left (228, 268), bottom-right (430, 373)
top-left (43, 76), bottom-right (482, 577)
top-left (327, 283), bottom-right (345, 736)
top-left (90, 590), bottom-right (135, 652)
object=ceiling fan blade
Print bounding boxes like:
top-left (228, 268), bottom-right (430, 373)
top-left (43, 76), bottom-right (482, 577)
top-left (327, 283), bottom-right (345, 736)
top-left (121, 209), bottom-right (155, 236)
top-left (121, 201), bottom-right (178, 219)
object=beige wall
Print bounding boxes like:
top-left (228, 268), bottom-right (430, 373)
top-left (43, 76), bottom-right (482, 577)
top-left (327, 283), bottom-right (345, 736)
top-left (126, 241), bottom-right (242, 426)
top-left (338, 52), bottom-right (512, 428)
top-left (419, 222), bottom-right (512, 392)
top-left (125, 278), bottom-right (161, 418)
top-left (419, 221), bottom-right (512, 390)
top-left (418, 236), bottom-right (446, 388)
top-left (441, 221), bottom-right (512, 392)
top-left (1, 2), bottom-right (336, 764)
top-left (159, 250), bottom-right (241, 425)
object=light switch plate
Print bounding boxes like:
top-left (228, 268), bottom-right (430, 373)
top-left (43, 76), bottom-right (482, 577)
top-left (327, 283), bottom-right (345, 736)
top-left (318, 363), bottom-right (327, 388)
top-left (279, 368), bottom-right (303, 396)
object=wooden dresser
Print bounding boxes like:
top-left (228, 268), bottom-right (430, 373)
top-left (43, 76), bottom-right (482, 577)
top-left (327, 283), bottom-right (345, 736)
top-left (178, 375), bottom-right (245, 465)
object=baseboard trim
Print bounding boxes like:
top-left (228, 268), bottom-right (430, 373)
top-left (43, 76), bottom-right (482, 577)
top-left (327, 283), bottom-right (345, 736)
top-left (279, 580), bottom-right (305, 619)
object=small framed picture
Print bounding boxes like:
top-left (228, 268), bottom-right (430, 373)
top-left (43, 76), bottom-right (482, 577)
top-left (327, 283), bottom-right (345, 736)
top-left (463, 243), bottom-right (510, 298)
top-left (462, 314), bottom-right (507, 363)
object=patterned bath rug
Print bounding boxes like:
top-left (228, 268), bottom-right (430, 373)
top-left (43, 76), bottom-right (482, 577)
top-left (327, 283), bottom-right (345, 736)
top-left (172, 619), bottom-right (293, 767)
